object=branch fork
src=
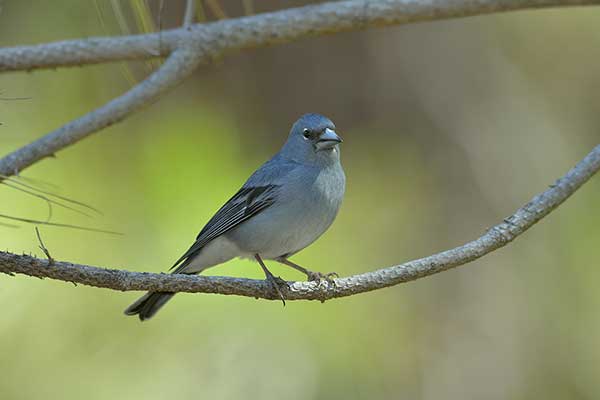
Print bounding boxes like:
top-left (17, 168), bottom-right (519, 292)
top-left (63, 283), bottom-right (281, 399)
top-left (0, 1), bottom-right (599, 301)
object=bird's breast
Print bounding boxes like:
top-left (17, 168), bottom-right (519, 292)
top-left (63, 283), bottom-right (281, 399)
top-left (227, 163), bottom-right (345, 259)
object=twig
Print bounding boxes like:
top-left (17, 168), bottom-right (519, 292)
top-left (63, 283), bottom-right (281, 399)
top-left (205, 0), bottom-right (227, 19)
top-left (0, 47), bottom-right (201, 179)
top-left (183, 0), bottom-right (196, 27)
top-left (0, 213), bottom-right (121, 235)
top-left (0, 96), bottom-right (31, 101)
top-left (0, 174), bottom-right (102, 215)
top-left (242, 0), bottom-right (254, 16)
top-left (2, 181), bottom-right (93, 218)
top-left (1, 145), bottom-right (598, 300)
top-left (35, 227), bottom-right (54, 265)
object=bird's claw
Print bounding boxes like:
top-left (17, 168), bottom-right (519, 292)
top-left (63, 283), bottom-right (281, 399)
top-left (307, 271), bottom-right (339, 287)
top-left (265, 273), bottom-right (289, 306)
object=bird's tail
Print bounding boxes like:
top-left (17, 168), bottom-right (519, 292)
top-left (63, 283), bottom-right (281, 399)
top-left (124, 292), bottom-right (175, 321)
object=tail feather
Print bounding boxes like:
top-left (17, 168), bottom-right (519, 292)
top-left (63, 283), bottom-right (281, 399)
top-left (124, 248), bottom-right (208, 321)
top-left (124, 292), bottom-right (175, 321)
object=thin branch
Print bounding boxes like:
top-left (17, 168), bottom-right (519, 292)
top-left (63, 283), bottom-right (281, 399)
top-left (0, 174), bottom-right (102, 215)
top-left (183, 0), bottom-right (196, 27)
top-left (205, 0), bottom-right (228, 19)
top-left (0, 47), bottom-right (201, 178)
top-left (0, 0), bottom-right (201, 180)
top-left (1, 0), bottom-right (599, 72)
top-left (242, 0), bottom-right (254, 16)
top-left (35, 227), bottom-right (54, 264)
top-left (1, 145), bottom-right (598, 301)
top-left (0, 213), bottom-right (121, 234)
top-left (9, 174), bottom-right (60, 190)
top-left (0, 96), bottom-right (31, 101)
top-left (2, 181), bottom-right (93, 218)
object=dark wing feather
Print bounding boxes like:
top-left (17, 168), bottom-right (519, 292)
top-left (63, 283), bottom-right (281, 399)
top-left (170, 184), bottom-right (279, 273)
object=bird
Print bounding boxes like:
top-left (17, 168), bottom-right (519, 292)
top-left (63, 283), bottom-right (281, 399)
top-left (124, 113), bottom-right (345, 320)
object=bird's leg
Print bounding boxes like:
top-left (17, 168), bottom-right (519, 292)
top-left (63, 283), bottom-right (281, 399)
top-left (255, 254), bottom-right (288, 306)
top-left (275, 258), bottom-right (338, 285)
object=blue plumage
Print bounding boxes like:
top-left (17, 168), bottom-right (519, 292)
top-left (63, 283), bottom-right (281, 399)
top-left (125, 113), bottom-right (345, 320)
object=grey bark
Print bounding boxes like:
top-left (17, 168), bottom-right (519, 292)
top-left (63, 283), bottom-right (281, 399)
top-left (0, 47), bottom-right (202, 178)
top-left (0, 0), bottom-right (598, 301)
top-left (1, 145), bottom-right (598, 301)
top-left (2, 0), bottom-right (600, 178)
top-left (1, 0), bottom-right (599, 72)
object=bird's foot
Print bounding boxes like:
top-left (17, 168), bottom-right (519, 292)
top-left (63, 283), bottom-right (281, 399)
top-left (264, 271), bottom-right (289, 306)
top-left (307, 271), bottom-right (339, 287)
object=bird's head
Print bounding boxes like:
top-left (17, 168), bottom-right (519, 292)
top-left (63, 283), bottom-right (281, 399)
top-left (280, 113), bottom-right (343, 165)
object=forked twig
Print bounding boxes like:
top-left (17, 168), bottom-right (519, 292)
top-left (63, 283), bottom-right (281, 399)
top-left (35, 227), bottom-right (54, 265)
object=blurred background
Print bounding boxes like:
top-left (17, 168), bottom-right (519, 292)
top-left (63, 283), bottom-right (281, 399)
top-left (1, 1), bottom-right (600, 399)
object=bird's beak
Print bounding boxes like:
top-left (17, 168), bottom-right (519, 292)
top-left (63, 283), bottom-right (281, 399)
top-left (315, 128), bottom-right (343, 151)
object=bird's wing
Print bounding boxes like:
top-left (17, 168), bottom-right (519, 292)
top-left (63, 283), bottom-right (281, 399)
top-left (170, 184), bottom-right (280, 273)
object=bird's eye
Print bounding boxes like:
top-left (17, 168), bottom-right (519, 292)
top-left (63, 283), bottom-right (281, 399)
top-left (302, 128), bottom-right (311, 139)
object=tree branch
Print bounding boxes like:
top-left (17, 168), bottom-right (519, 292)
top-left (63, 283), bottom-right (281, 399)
top-left (1, 0), bottom-right (599, 180)
top-left (2, 145), bottom-right (598, 301)
top-left (0, 1), bottom-right (598, 302)
top-left (0, 0), bottom-right (206, 179)
top-left (183, 0), bottom-right (196, 27)
top-left (0, 47), bottom-right (201, 178)
top-left (1, 0), bottom-right (599, 72)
